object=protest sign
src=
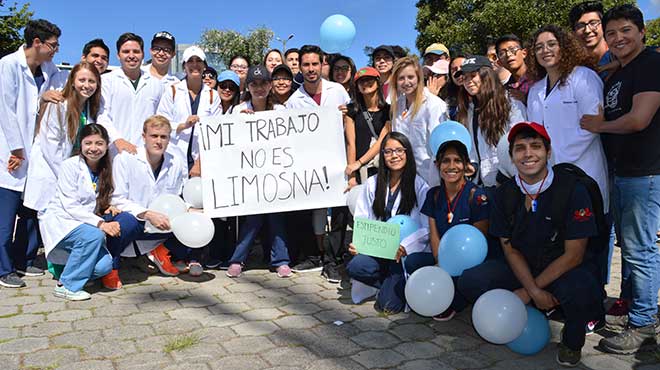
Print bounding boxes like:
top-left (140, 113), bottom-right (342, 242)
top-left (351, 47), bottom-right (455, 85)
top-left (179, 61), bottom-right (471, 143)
top-left (352, 217), bottom-right (401, 260)
top-left (198, 107), bottom-right (347, 218)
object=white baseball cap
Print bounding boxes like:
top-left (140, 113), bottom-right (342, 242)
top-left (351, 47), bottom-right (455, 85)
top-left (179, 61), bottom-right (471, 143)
top-left (182, 45), bottom-right (206, 63)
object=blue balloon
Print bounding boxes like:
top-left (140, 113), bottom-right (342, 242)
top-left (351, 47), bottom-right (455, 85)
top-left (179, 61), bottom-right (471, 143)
top-left (437, 224), bottom-right (487, 276)
top-left (387, 215), bottom-right (420, 242)
top-left (428, 121), bottom-right (472, 159)
top-left (319, 14), bottom-right (356, 53)
top-left (506, 306), bottom-right (551, 355)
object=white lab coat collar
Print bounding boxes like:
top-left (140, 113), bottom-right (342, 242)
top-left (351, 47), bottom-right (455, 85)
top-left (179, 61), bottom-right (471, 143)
top-left (292, 79), bottom-right (342, 106)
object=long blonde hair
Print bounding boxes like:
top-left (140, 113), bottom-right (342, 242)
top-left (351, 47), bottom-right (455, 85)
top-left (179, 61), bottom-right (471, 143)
top-left (389, 56), bottom-right (425, 122)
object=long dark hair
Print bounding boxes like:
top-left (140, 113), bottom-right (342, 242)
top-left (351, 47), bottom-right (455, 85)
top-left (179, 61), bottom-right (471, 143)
top-left (329, 54), bottom-right (356, 99)
top-left (79, 123), bottom-right (114, 216)
top-left (349, 75), bottom-right (388, 117)
top-left (373, 132), bottom-right (418, 220)
top-left (457, 66), bottom-right (511, 146)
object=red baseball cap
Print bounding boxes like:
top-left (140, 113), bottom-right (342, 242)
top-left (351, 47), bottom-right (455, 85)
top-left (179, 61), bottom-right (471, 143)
top-left (354, 66), bottom-right (380, 82)
top-left (507, 122), bottom-right (551, 144)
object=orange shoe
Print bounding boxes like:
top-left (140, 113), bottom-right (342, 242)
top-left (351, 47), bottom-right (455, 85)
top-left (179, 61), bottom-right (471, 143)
top-left (147, 244), bottom-right (179, 276)
top-left (102, 269), bottom-right (123, 290)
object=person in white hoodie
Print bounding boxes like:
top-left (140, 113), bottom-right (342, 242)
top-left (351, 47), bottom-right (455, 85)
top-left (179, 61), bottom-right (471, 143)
top-left (0, 19), bottom-right (61, 287)
top-left (39, 124), bottom-right (114, 301)
top-left (454, 55), bottom-right (527, 187)
top-left (390, 56), bottom-right (448, 187)
top-left (346, 132), bottom-right (431, 314)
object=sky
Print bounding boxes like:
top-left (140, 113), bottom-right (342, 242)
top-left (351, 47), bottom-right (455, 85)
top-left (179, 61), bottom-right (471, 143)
top-left (11, 0), bottom-right (660, 69)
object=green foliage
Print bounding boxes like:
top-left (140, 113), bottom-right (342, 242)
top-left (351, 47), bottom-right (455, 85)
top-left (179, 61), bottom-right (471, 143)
top-left (199, 26), bottom-right (273, 69)
top-left (0, 1), bottom-right (33, 57)
top-left (646, 18), bottom-right (660, 47)
top-left (415, 0), bottom-right (633, 55)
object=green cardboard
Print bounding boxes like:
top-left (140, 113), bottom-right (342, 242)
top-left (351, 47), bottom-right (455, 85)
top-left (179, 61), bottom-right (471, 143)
top-left (352, 217), bottom-right (401, 260)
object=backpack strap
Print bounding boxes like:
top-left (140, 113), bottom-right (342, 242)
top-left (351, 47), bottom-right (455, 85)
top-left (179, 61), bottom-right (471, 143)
top-left (495, 178), bottom-right (524, 234)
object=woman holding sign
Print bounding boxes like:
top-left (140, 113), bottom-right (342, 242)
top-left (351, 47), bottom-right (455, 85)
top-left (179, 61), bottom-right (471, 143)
top-left (225, 65), bottom-right (293, 279)
top-left (346, 132), bottom-right (432, 313)
top-left (420, 137), bottom-right (495, 321)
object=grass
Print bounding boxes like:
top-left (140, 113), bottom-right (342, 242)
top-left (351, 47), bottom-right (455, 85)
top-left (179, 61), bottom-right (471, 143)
top-left (163, 334), bottom-right (200, 353)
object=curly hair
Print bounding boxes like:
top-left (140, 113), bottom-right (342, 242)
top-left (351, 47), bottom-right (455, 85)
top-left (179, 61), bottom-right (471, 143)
top-left (525, 25), bottom-right (595, 85)
top-left (457, 66), bottom-right (511, 147)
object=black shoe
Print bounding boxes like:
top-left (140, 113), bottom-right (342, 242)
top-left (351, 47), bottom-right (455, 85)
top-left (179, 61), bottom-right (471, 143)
top-left (321, 264), bottom-right (341, 284)
top-left (586, 319), bottom-right (606, 335)
top-left (0, 273), bottom-right (26, 288)
top-left (17, 266), bottom-right (44, 277)
top-left (556, 343), bottom-right (581, 367)
top-left (292, 257), bottom-right (323, 272)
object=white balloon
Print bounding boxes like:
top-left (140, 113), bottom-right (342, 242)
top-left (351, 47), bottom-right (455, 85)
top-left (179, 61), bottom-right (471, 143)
top-left (144, 194), bottom-right (187, 233)
top-left (183, 177), bottom-right (204, 208)
top-left (346, 184), bottom-right (364, 215)
top-left (472, 289), bottom-right (528, 344)
top-left (171, 213), bottom-right (215, 248)
top-left (404, 266), bottom-right (454, 317)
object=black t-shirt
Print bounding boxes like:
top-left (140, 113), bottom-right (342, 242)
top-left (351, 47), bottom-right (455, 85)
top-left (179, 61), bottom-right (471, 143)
top-left (602, 48), bottom-right (660, 177)
top-left (347, 103), bottom-right (390, 160)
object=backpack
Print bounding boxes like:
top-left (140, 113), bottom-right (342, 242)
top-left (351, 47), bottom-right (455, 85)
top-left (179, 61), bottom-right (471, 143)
top-left (497, 163), bottom-right (607, 272)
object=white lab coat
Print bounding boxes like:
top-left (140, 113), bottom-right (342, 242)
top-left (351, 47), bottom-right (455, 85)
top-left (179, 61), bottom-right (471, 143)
top-left (156, 79), bottom-right (221, 164)
top-left (97, 68), bottom-right (163, 146)
top-left (111, 147), bottom-right (187, 256)
top-left (39, 156), bottom-right (103, 264)
top-left (285, 79), bottom-right (350, 110)
top-left (0, 47), bottom-right (59, 191)
top-left (46, 69), bottom-right (69, 91)
top-left (355, 175), bottom-right (431, 255)
top-left (466, 96), bottom-right (527, 187)
top-left (141, 64), bottom-right (179, 87)
top-left (24, 102), bottom-right (92, 211)
top-left (527, 66), bottom-right (609, 209)
top-left (392, 89), bottom-right (449, 187)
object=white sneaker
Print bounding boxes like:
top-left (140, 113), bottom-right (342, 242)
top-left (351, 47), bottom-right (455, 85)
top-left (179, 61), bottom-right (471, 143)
top-left (53, 285), bottom-right (91, 301)
top-left (351, 279), bottom-right (378, 304)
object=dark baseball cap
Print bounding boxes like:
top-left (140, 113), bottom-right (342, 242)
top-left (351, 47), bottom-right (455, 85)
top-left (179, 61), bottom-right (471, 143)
top-left (246, 64), bottom-right (271, 85)
top-left (372, 45), bottom-right (395, 59)
top-left (152, 31), bottom-right (175, 49)
top-left (507, 122), bottom-right (551, 145)
top-left (453, 55), bottom-right (492, 77)
top-left (272, 64), bottom-right (293, 79)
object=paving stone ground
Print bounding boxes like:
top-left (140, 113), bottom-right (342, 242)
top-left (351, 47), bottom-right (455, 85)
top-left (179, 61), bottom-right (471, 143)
top-left (1, 246), bottom-right (658, 370)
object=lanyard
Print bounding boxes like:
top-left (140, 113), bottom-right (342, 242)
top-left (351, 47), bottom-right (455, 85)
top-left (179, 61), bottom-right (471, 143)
top-left (444, 182), bottom-right (466, 224)
top-left (384, 183), bottom-right (401, 221)
top-left (88, 167), bottom-right (99, 193)
top-left (519, 172), bottom-right (548, 213)
top-left (72, 103), bottom-right (89, 153)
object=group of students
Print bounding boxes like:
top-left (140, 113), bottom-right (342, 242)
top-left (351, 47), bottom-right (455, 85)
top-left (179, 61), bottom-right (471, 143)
top-left (0, 1), bottom-right (659, 367)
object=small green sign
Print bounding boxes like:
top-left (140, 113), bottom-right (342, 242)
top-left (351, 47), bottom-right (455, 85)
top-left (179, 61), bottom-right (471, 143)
top-left (352, 217), bottom-right (401, 260)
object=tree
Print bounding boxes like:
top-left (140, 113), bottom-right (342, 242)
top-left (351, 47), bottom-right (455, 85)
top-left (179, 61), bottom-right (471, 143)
top-left (646, 17), bottom-right (660, 48)
top-left (415, 0), bottom-right (632, 55)
top-left (0, 1), bottom-right (33, 57)
top-left (199, 26), bottom-right (273, 69)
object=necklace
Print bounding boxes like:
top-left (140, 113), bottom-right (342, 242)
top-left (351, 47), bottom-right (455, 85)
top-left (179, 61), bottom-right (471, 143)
top-left (519, 172), bottom-right (548, 213)
top-left (444, 182), bottom-right (466, 223)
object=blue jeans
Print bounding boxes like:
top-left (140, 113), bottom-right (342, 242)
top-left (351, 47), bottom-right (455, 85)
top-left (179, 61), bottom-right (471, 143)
top-left (346, 252), bottom-right (436, 313)
top-left (612, 175), bottom-right (660, 327)
top-left (229, 213), bottom-right (289, 267)
top-left (105, 213), bottom-right (180, 269)
top-left (0, 187), bottom-right (40, 276)
top-left (56, 224), bottom-right (112, 292)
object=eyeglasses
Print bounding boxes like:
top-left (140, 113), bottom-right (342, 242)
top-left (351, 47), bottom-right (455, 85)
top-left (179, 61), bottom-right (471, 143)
top-left (333, 65), bottom-right (350, 72)
top-left (373, 54), bottom-right (393, 62)
top-left (497, 46), bottom-right (523, 59)
top-left (42, 40), bottom-right (59, 51)
top-left (272, 76), bottom-right (292, 82)
top-left (202, 73), bottom-right (216, 79)
top-left (574, 19), bottom-right (601, 32)
top-left (534, 40), bottom-right (560, 54)
top-left (230, 64), bottom-right (248, 71)
top-left (382, 148), bottom-right (406, 157)
top-left (152, 46), bottom-right (173, 54)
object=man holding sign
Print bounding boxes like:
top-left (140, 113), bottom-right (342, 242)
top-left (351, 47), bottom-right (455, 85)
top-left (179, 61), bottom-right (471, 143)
top-left (346, 132), bottom-right (432, 313)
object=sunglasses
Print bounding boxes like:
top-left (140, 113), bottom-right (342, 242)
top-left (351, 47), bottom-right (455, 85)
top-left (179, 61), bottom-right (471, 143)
top-left (202, 73), bottom-right (217, 79)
